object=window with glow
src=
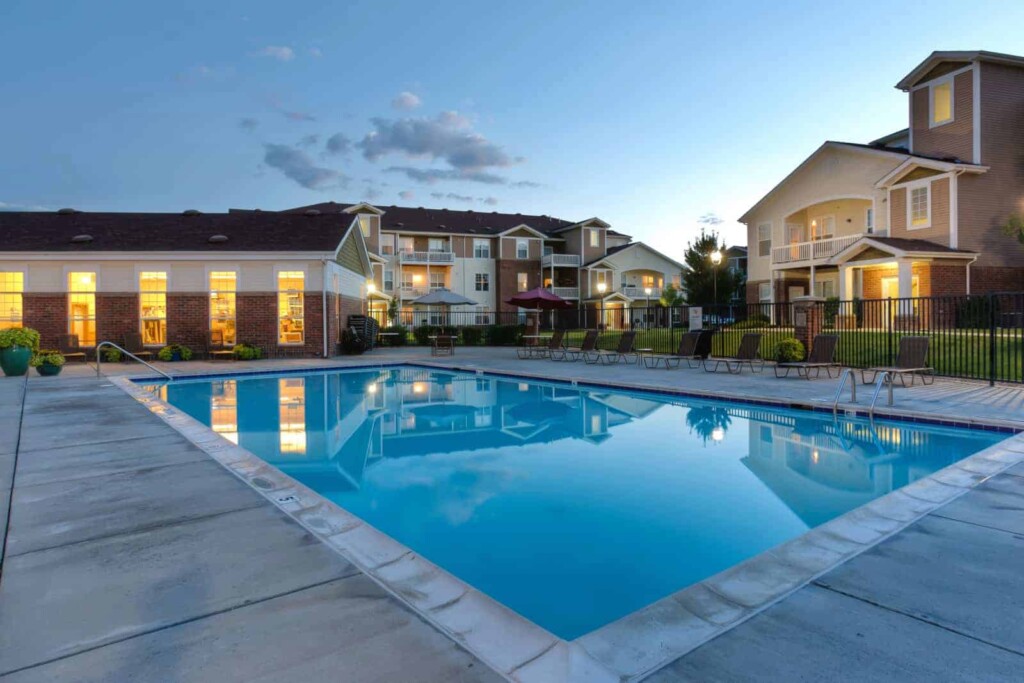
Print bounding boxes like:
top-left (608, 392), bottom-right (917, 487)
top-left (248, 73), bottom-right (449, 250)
top-left (429, 272), bottom-right (445, 290)
top-left (358, 214), bottom-right (376, 237)
top-left (398, 236), bottom-right (414, 254)
top-left (757, 223), bottom-right (771, 257)
top-left (517, 272), bottom-right (528, 292)
top-left (475, 273), bottom-right (489, 291)
top-left (0, 272), bottom-right (24, 330)
top-left (278, 378), bottom-right (306, 454)
top-left (277, 271), bottom-right (305, 345)
top-left (811, 216), bottom-right (835, 240)
top-left (68, 272), bottom-right (97, 346)
top-left (211, 380), bottom-right (238, 444)
top-left (209, 271), bottom-right (237, 346)
top-left (428, 238), bottom-right (445, 253)
top-left (931, 80), bottom-right (953, 126)
top-left (589, 229), bottom-right (600, 248)
top-left (910, 186), bottom-right (930, 227)
top-left (473, 239), bottom-right (490, 258)
top-left (380, 233), bottom-right (395, 255)
top-left (139, 271), bottom-right (167, 346)
top-left (516, 239), bottom-right (529, 259)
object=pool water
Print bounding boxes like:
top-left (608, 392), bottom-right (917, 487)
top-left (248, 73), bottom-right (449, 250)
top-left (152, 366), bottom-right (1003, 639)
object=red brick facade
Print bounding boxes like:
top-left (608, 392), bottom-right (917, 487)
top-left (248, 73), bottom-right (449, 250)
top-left (166, 294), bottom-right (210, 352)
top-left (97, 293), bottom-right (139, 347)
top-left (22, 294), bottom-right (67, 349)
top-left (495, 259), bottom-right (540, 313)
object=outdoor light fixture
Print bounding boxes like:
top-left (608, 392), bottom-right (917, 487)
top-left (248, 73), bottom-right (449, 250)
top-left (597, 282), bottom-right (607, 294)
top-left (367, 282), bottom-right (376, 294)
top-left (710, 250), bottom-right (722, 266)
top-left (710, 250), bottom-right (723, 306)
top-left (711, 427), bottom-right (725, 442)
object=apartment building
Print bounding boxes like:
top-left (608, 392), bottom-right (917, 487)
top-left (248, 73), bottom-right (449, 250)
top-left (284, 202), bottom-right (684, 325)
top-left (742, 50), bottom-right (1024, 306)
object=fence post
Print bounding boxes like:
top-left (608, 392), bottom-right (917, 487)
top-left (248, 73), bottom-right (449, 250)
top-left (989, 293), bottom-right (997, 387)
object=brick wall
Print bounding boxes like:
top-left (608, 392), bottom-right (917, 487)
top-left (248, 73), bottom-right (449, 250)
top-left (495, 260), bottom-right (540, 312)
top-left (23, 294), bottom-right (67, 349)
top-left (97, 293), bottom-right (139, 346)
top-left (166, 294), bottom-right (209, 351)
top-left (970, 266), bottom-right (1024, 294)
top-left (236, 291), bottom-right (327, 357)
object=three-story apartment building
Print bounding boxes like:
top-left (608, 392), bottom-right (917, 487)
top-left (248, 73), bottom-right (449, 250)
top-left (284, 202), bottom-right (684, 326)
top-left (742, 50), bottom-right (1024, 307)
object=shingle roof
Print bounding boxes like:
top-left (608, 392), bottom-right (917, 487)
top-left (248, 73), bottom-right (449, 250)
top-left (281, 201), bottom-right (580, 237)
top-left (0, 210), bottom-right (349, 252)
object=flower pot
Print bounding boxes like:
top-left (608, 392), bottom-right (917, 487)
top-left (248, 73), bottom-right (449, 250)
top-left (171, 351), bottom-right (182, 362)
top-left (0, 345), bottom-right (32, 377)
top-left (35, 362), bottom-right (63, 377)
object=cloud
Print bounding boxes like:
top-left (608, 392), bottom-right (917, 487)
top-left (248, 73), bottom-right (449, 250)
top-left (298, 134), bottom-right (320, 148)
top-left (399, 190), bottom-right (415, 200)
top-left (431, 192), bottom-right (474, 203)
top-left (255, 45), bottom-right (295, 61)
top-left (239, 118), bottom-right (259, 132)
top-left (385, 166), bottom-right (506, 185)
top-left (363, 187), bottom-right (382, 200)
top-left (325, 132), bottom-right (352, 156)
top-left (392, 91), bottom-right (422, 110)
top-left (510, 180), bottom-right (542, 189)
top-left (481, 196), bottom-right (499, 205)
top-left (308, 47), bottom-right (323, 58)
top-left (360, 111), bottom-right (513, 172)
top-left (0, 201), bottom-right (52, 211)
top-left (282, 109), bottom-right (315, 122)
top-left (263, 144), bottom-right (346, 190)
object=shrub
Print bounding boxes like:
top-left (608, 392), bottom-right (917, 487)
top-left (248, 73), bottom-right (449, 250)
top-left (460, 326), bottom-right (483, 346)
top-left (823, 296), bottom-right (841, 327)
top-left (485, 324), bottom-right (522, 346)
top-left (413, 325), bottom-right (439, 346)
top-left (102, 347), bottom-right (123, 363)
top-left (0, 327), bottom-right (40, 351)
top-left (232, 343), bottom-right (263, 360)
top-left (732, 315), bottom-right (770, 330)
top-left (381, 325), bottom-right (408, 346)
top-left (157, 344), bottom-right (193, 361)
top-left (30, 350), bottom-right (65, 367)
top-left (772, 337), bottom-right (805, 363)
top-left (956, 296), bottom-right (997, 329)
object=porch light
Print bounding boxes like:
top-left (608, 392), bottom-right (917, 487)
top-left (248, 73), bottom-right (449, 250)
top-left (644, 287), bottom-right (652, 296)
top-left (597, 282), bottom-right (607, 294)
top-left (367, 282), bottom-right (376, 294)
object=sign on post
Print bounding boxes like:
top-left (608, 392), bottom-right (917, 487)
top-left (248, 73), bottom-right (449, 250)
top-left (688, 307), bottom-right (703, 330)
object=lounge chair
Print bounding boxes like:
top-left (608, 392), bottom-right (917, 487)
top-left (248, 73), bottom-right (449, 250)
top-left (517, 329), bottom-right (564, 359)
top-left (589, 331), bottom-right (638, 365)
top-left (432, 334), bottom-right (456, 357)
top-left (774, 334), bottom-right (840, 379)
top-left (121, 332), bottom-right (154, 361)
top-left (644, 330), bottom-right (711, 369)
top-left (703, 333), bottom-right (764, 374)
top-left (205, 330), bottom-right (235, 361)
top-left (57, 334), bottom-right (88, 362)
top-left (551, 330), bottom-right (598, 362)
top-left (861, 335), bottom-right (934, 386)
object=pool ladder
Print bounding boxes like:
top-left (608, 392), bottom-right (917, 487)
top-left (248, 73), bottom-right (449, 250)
top-left (832, 368), bottom-right (892, 419)
top-left (95, 341), bottom-right (173, 381)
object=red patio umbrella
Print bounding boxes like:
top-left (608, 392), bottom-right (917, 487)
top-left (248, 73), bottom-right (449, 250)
top-left (505, 287), bottom-right (575, 310)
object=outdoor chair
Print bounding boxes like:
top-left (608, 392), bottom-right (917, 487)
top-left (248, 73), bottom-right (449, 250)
top-left (432, 334), bottom-right (456, 357)
top-left (551, 330), bottom-right (599, 362)
top-left (121, 332), bottom-right (154, 361)
top-left (517, 329), bottom-right (564, 359)
top-left (57, 334), bottom-right (88, 362)
top-left (589, 331), bottom-right (638, 365)
top-left (774, 334), bottom-right (840, 379)
top-left (205, 330), bottom-right (235, 361)
top-left (861, 335), bottom-right (934, 386)
top-left (644, 330), bottom-right (708, 369)
top-left (703, 333), bottom-right (764, 374)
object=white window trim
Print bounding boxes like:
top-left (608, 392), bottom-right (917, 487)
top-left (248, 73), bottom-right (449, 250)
top-left (758, 282), bottom-right (771, 302)
top-left (516, 272), bottom-right (529, 291)
top-left (473, 238), bottom-right (491, 259)
top-left (204, 264), bottom-right (242, 292)
top-left (0, 266), bottom-right (28, 292)
top-left (274, 265), bottom-right (308, 346)
top-left (63, 264), bottom-right (102, 293)
top-left (515, 238), bottom-right (529, 259)
top-left (588, 228), bottom-right (600, 248)
top-left (810, 215), bottom-right (835, 240)
top-left (905, 180), bottom-right (932, 231)
top-left (475, 273), bottom-right (489, 291)
top-left (929, 74), bottom-right (955, 129)
top-left (756, 222), bottom-right (772, 258)
top-left (865, 207), bottom-right (874, 233)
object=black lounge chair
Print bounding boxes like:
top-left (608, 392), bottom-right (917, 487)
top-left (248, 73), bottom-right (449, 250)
top-left (517, 329), bottom-right (564, 359)
top-left (589, 331), bottom-right (638, 365)
top-left (775, 334), bottom-right (840, 379)
top-left (121, 332), bottom-right (154, 361)
top-left (861, 335), bottom-right (934, 386)
top-left (551, 330), bottom-right (598, 362)
top-left (704, 333), bottom-right (764, 374)
top-left (57, 334), bottom-right (88, 362)
top-left (644, 330), bottom-right (709, 369)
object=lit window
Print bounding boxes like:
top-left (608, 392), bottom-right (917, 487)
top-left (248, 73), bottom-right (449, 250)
top-left (380, 233), bottom-right (395, 255)
top-left (428, 238), bottom-right (445, 253)
top-left (811, 216), bottom-right (835, 240)
top-left (139, 272), bottom-right (167, 346)
top-left (398, 237), bottom-right (414, 254)
top-left (358, 214), bottom-right (376, 237)
top-left (277, 271), bottom-right (305, 345)
top-left (0, 272), bottom-right (24, 330)
top-left (475, 273), bottom-right (489, 291)
top-left (589, 229), bottom-right (600, 248)
top-left (757, 223), bottom-right (771, 257)
top-left (909, 185), bottom-right (930, 228)
top-left (429, 272), bottom-right (445, 290)
top-left (517, 272), bottom-right (528, 292)
top-left (931, 79), bottom-right (953, 126)
top-left (473, 238), bottom-right (490, 258)
top-left (68, 272), bottom-right (97, 346)
top-left (278, 378), bottom-right (306, 454)
top-left (210, 271), bottom-right (237, 346)
top-left (516, 239), bottom-right (529, 259)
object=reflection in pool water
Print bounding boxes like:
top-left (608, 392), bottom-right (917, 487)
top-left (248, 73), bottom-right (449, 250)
top-left (157, 366), bottom-right (1003, 639)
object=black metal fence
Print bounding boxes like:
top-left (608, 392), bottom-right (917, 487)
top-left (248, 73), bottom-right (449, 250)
top-left (375, 292), bottom-right (1024, 384)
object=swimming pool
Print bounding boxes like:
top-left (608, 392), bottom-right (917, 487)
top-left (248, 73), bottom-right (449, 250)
top-left (151, 365), bottom-right (1004, 640)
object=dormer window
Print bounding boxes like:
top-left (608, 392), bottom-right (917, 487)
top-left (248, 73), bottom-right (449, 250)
top-left (357, 214), bottom-right (377, 237)
top-left (930, 76), bottom-right (954, 127)
top-left (589, 228), bottom-right (600, 248)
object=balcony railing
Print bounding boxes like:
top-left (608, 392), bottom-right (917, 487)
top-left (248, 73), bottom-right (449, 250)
top-left (399, 250), bottom-right (455, 264)
top-left (771, 233), bottom-right (866, 265)
top-left (541, 253), bottom-right (582, 267)
top-left (621, 286), bottom-right (662, 300)
top-left (398, 286), bottom-right (430, 298)
top-left (549, 287), bottom-right (580, 299)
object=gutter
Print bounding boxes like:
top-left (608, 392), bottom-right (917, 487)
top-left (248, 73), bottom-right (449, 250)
top-left (966, 254), bottom-right (979, 295)
top-left (322, 257), bottom-right (329, 358)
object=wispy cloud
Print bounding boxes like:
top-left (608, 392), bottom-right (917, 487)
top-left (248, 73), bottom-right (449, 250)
top-left (255, 45), bottom-right (295, 61)
top-left (282, 109), bottom-right (315, 122)
top-left (428, 192), bottom-right (498, 206)
top-left (385, 166), bottom-right (506, 185)
top-left (239, 118), bottom-right (259, 132)
top-left (263, 144), bottom-right (346, 190)
top-left (324, 132), bottom-right (352, 156)
top-left (391, 91), bottom-right (422, 110)
top-left (399, 190), bottom-right (415, 200)
top-left (0, 201), bottom-right (52, 211)
top-left (297, 133), bottom-right (320, 148)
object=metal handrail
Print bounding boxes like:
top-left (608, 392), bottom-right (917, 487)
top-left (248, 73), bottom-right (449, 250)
top-left (868, 371), bottom-right (894, 420)
top-left (95, 341), bottom-right (173, 381)
top-left (832, 368), bottom-right (857, 414)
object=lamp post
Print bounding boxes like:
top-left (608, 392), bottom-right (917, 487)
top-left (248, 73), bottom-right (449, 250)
top-left (597, 281), bottom-right (607, 329)
top-left (366, 282), bottom-right (376, 319)
top-left (710, 250), bottom-right (723, 308)
top-left (644, 286), bottom-right (652, 326)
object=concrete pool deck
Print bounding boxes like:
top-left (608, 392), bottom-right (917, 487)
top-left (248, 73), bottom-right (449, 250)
top-left (2, 348), bottom-right (1024, 681)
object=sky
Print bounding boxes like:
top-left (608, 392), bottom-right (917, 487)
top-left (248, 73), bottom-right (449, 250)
top-left (3, 1), bottom-right (1024, 260)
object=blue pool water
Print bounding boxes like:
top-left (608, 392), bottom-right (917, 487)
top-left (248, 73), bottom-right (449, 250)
top-left (151, 366), bottom-right (1004, 639)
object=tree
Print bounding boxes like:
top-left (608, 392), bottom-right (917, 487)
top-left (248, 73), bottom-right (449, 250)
top-left (386, 298), bottom-right (399, 326)
top-left (659, 284), bottom-right (685, 308)
top-left (681, 228), bottom-right (743, 305)
top-left (1002, 213), bottom-right (1024, 244)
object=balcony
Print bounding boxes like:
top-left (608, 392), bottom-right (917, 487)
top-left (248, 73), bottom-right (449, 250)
top-left (771, 233), bottom-right (866, 266)
top-left (621, 286), bottom-right (662, 300)
top-left (398, 286), bottom-right (430, 299)
top-left (541, 253), bottom-right (582, 267)
top-left (399, 250), bottom-right (455, 265)
top-left (549, 287), bottom-right (580, 299)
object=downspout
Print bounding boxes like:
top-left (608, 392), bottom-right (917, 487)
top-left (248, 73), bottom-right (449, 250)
top-left (966, 254), bottom-right (978, 295)
top-left (322, 257), bottom-right (329, 358)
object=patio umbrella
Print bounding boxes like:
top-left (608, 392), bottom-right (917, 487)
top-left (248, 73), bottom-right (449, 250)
top-left (505, 287), bottom-right (574, 310)
top-left (409, 288), bottom-right (477, 327)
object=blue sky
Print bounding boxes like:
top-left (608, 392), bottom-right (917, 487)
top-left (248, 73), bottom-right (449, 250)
top-left (3, 1), bottom-right (1024, 259)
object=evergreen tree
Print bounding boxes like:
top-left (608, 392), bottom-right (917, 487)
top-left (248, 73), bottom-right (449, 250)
top-left (681, 229), bottom-right (743, 305)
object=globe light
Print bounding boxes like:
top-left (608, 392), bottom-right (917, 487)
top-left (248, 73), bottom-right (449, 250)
top-left (710, 250), bottom-right (723, 266)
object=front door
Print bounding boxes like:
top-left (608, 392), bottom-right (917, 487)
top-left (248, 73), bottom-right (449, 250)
top-left (881, 275), bottom-right (920, 324)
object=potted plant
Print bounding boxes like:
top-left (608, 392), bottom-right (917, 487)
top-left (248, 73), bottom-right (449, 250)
top-left (30, 350), bottom-right (66, 376)
top-left (157, 344), bottom-right (193, 362)
top-left (0, 327), bottom-right (41, 377)
top-left (232, 343), bottom-right (263, 360)
top-left (102, 347), bottom-right (123, 363)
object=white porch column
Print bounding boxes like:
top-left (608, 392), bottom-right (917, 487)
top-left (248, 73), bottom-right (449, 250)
top-left (839, 265), bottom-right (855, 300)
top-left (897, 259), bottom-right (914, 317)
